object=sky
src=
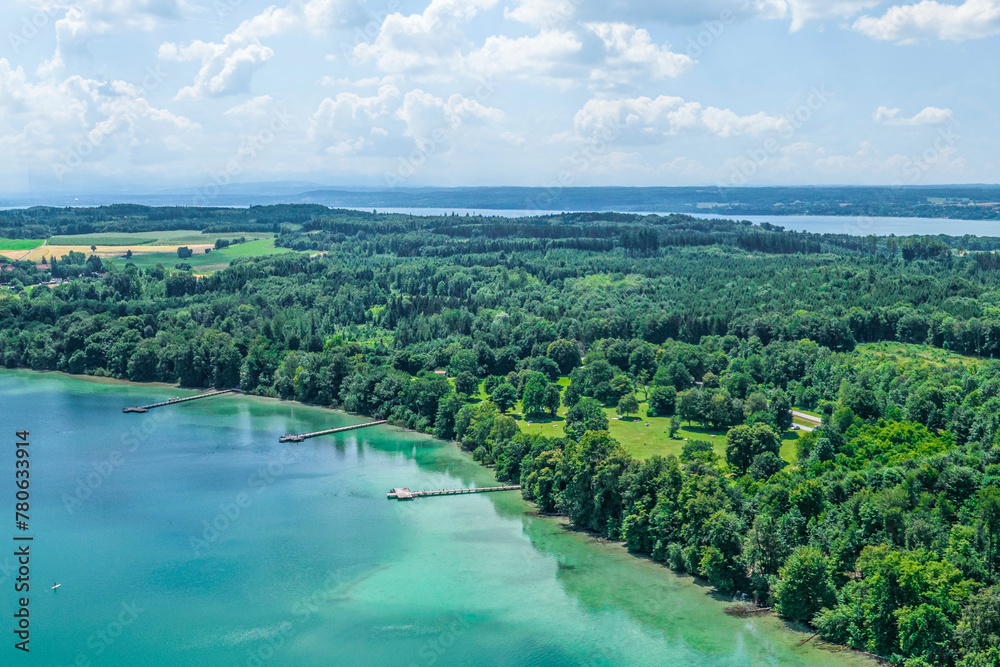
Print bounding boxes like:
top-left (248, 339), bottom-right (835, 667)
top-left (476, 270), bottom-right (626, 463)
top-left (0, 0), bottom-right (998, 195)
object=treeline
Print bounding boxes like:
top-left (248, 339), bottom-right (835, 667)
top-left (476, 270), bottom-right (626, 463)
top-left (454, 337), bottom-right (1000, 667)
top-left (5, 207), bottom-right (1000, 664)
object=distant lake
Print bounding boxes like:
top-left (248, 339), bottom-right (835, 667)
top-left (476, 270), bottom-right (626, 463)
top-left (351, 208), bottom-right (1000, 237)
top-left (0, 370), bottom-right (876, 666)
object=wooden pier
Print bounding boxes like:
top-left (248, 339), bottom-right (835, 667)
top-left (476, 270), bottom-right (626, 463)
top-left (279, 420), bottom-right (387, 443)
top-left (123, 389), bottom-right (241, 413)
top-left (387, 485), bottom-right (521, 500)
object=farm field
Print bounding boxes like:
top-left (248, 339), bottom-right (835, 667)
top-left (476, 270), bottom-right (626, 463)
top-left (6, 230), bottom-right (288, 271)
top-left (47, 231), bottom-right (275, 246)
top-left (0, 238), bottom-right (45, 260)
top-left (108, 238), bottom-right (297, 273)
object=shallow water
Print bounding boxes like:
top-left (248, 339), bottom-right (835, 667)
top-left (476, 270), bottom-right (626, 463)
top-left (0, 370), bottom-right (875, 666)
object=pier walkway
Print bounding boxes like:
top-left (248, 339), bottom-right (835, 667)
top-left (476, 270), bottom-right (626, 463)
top-left (387, 485), bottom-right (521, 500)
top-left (279, 420), bottom-right (387, 443)
top-left (123, 389), bottom-right (241, 413)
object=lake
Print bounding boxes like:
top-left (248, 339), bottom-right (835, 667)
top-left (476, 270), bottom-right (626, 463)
top-left (344, 208), bottom-right (998, 237)
top-left (0, 370), bottom-right (875, 666)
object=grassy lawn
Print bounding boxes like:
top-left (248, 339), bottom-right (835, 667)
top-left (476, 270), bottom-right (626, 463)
top-left (505, 377), bottom-right (800, 465)
top-left (0, 238), bottom-right (44, 251)
top-left (856, 341), bottom-right (978, 368)
top-left (105, 238), bottom-right (297, 273)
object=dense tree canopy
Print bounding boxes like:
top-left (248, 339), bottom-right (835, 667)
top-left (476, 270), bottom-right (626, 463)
top-left (4, 206), bottom-right (1000, 665)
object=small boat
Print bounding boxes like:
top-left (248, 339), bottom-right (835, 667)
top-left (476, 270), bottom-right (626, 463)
top-left (52, 583), bottom-right (61, 590)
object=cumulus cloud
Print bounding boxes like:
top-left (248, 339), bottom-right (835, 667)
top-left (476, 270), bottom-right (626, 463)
top-left (587, 23), bottom-right (694, 86)
top-left (784, 0), bottom-right (882, 31)
top-left (309, 85), bottom-right (503, 157)
top-left (160, 38), bottom-right (274, 100)
top-left (505, 0), bottom-right (575, 27)
top-left (874, 105), bottom-right (953, 125)
top-left (574, 95), bottom-right (791, 142)
top-left (467, 30), bottom-right (583, 82)
top-left (52, 0), bottom-right (183, 40)
top-left (504, 0), bottom-right (786, 27)
top-left (0, 58), bottom-right (199, 181)
top-left (224, 95), bottom-right (276, 117)
top-left (853, 0), bottom-right (1000, 42)
top-left (353, 0), bottom-right (498, 76)
top-left (160, 0), bottom-right (365, 99)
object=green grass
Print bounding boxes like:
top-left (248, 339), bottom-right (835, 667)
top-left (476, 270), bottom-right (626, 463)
top-left (856, 341), bottom-right (978, 368)
top-left (508, 377), bottom-right (799, 465)
top-left (106, 239), bottom-right (297, 273)
top-left (47, 231), bottom-right (276, 247)
top-left (0, 239), bottom-right (44, 251)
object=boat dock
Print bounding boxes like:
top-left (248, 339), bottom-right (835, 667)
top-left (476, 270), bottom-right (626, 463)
top-left (387, 485), bottom-right (521, 500)
top-left (123, 389), bottom-right (241, 413)
top-left (279, 420), bottom-right (387, 443)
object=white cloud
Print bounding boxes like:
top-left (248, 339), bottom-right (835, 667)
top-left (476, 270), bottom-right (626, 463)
top-left (785, 0), bottom-right (881, 31)
top-left (853, 0), bottom-right (1000, 42)
top-left (52, 0), bottom-right (183, 40)
top-left (0, 58), bottom-right (199, 181)
top-left (548, 0), bottom-right (787, 26)
top-left (504, 0), bottom-right (576, 27)
top-left (467, 30), bottom-right (583, 81)
top-left (353, 0), bottom-right (498, 76)
top-left (160, 0), bottom-right (364, 99)
top-left (574, 95), bottom-right (791, 142)
top-left (160, 38), bottom-right (274, 100)
top-left (224, 95), bottom-right (275, 117)
top-left (874, 105), bottom-right (953, 125)
top-left (309, 85), bottom-right (503, 157)
top-left (29, 0), bottom-right (184, 75)
top-left (587, 23), bottom-right (694, 86)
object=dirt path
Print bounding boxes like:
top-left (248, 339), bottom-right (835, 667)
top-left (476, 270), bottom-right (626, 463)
top-left (15, 239), bottom-right (45, 262)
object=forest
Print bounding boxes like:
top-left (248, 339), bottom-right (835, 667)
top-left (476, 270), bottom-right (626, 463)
top-left (2, 205), bottom-right (1000, 666)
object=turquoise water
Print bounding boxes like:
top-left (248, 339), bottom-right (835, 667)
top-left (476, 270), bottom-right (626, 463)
top-left (0, 371), bottom-right (874, 666)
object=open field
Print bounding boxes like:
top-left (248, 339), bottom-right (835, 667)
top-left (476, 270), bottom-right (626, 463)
top-left (47, 231), bottom-right (275, 246)
top-left (0, 238), bottom-right (45, 251)
top-left (490, 376), bottom-right (801, 465)
top-left (107, 238), bottom-right (297, 273)
top-left (14, 229), bottom-right (288, 271)
top-left (855, 341), bottom-right (979, 368)
top-left (23, 231), bottom-right (279, 262)
top-left (0, 239), bottom-right (46, 261)
top-left (25, 243), bottom-right (219, 262)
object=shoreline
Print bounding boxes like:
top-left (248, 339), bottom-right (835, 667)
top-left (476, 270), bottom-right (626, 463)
top-left (1, 367), bottom-right (880, 665)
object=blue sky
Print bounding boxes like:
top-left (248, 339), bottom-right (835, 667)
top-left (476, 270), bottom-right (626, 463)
top-left (0, 0), bottom-right (997, 194)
